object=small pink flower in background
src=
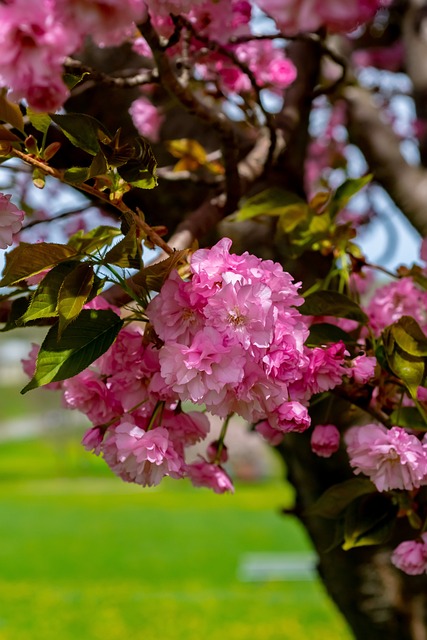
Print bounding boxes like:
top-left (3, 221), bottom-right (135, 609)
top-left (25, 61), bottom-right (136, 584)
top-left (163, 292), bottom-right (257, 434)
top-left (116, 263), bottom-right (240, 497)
top-left (129, 96), bottom-right (164, 142)
top-left (391, 534), bottom-right (427, 575)
top-left (81, 426), bottom-right (104, 455)
top-left (186, 460), bottom-right (234, 494)
top-left (350, 354), bottom-right (377, 384)
top-left (345, 424), bottom-right (427, 492)
top-left (311, 424), bottom-right (340, 458)
top-left (255, 420), bottom-right (284, 446)
top-left (0, 194), bottom-right (24, 249)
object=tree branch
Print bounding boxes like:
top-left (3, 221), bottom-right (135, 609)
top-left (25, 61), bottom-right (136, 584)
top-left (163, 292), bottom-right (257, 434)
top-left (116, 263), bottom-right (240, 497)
top-left (344, 83), bottom-right (427, 237)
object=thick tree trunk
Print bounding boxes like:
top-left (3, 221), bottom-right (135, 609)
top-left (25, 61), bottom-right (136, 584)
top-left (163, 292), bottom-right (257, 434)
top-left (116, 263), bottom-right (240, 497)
top-left (277, 432), bottom-right (427, 640)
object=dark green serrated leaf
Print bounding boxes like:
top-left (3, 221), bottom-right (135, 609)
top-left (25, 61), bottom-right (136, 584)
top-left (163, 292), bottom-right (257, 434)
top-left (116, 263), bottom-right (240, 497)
top-left (18, 262), bottom-right (79, 324)
top-left (389, 406), bottom-right (427, 431)
top-left (300, 290), bottom-right (368, 323)
top-left (235, 188), bottom-right (306, 222)
top-left (26, 109), bottom-right (51, 135)
top-left (330, 175), bottom-right (372, 216)
top-left (0, 243), bottom-right (79, 287)
top-left (306, 322), bottom-right (352, 346)
top-left (21, 309), bottom-right (123, 393)
top-left (50, 113), bottom-right (110, 156)
top-left (342, 493), bottom-right (397, 550)
top-left (57, 263), bottom-right (94, 337)
top-left (103, 226), bottom-right (143, 270)
top-left (307, 478), bottom-right (376, 519)
top-left (67, 226), bottom-right (122, 254)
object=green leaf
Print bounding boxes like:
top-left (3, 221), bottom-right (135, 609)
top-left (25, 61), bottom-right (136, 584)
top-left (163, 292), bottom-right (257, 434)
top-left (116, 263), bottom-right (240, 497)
top-left (389, 407), bottom-right (427, 431)
top-left (307, 478), bottom-right (376, 519)
top-left (142, 251), bottom-right (189, 292)
top-left (21, 309), bottom-right (123, 393)
top-left (0, 93), bottom-right (25, 133)
top-left (386, 348), bottom-right (425, 397)
top-left (26, 109), bottom-right (51, 135)
top-left (89, 151), bottom-right (108, 177)
top-left (330, 175), bottom-right (372, 217)
top-left (117, 137), bottom-right (157, 189)
top-left (64, 166), bottom-right (90, 183)
top-left (0, 296), bottom-right (30, 332)
top-left (388, 316), bottom-right (427, 357)
top-left (67, 226), bottom-right (122, 254)
top-left (300, 291), bottom-right (368, 323)
top-left (57, 264), bottom-right (95, 337)
top-left (342, 493), bottom-right (397, 550)
top-left (50, 113), bottom-right (110, 156)
top-left (234, 188), bottom-right (306, 222)
top-left (18, 262), bottom-right (79, 324)
top-left (306, 322), bottom-right (352, 346)
top-left (63, 71), bottom-right (90, 90)
top-left (0, 243), bottom-right (79, 287)
top-left (278, 204), bottom-right (311, 233)
top-left (103, 226), bottom-right (143, 269)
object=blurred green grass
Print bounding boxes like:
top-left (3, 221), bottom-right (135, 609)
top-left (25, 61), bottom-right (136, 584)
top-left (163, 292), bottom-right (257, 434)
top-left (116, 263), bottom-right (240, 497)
top-left (0, 378), bottom-right (352, 640)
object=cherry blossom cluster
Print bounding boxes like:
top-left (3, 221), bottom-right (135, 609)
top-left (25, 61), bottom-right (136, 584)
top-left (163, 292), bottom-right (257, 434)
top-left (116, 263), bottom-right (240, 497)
top-left (22, 239), bottom-right (368, 492)
top-left (256, 0), bottom-right (389, 35)
top-left (0, 0), bottom-right (387, 114)
top-left (0, 0), bottom-right (147, 111)
top-left (146, 238), bottom-right (354, 439)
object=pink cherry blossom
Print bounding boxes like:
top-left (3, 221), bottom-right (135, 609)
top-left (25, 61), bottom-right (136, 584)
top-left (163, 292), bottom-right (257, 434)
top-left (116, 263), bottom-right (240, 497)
top-left (311, 424), bottom-right (340, 458)
top-left (129, 96), bottom-right (164, 142)
top-left (102, 419), bottom-right (184, 486)
top-left (81, 426), bottom-right (104, 454)
top-left (345, 424), bottom-right (427, 492)
top-left (186, 460), bottom-right (234, 493)
top-left (0, 194), bottom-right (24, 249)
top-left (256, 0), bottom-right (384, 35)
top-left (391, 534), bottom-right (427, 575)
top-left (63, 369), bottom-right (123, 426)
top-left (255, 420), bottom-right (284, 445)
top-left (350, 354), bottom-right (377, 384)
top-left (366, 278), bottom-right (427, 337)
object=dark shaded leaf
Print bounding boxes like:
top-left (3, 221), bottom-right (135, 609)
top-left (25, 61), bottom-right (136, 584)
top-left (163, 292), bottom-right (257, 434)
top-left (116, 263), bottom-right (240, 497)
top-left (0, 243), bottom-right (79, 287)
top-left (50, 113), bottom-right (110, 156)
top-left (21, 309), bottom-right (123, 393)
top-left (306, 322), bottom-right (352, 346)
top-left (342, 493), bottom-right (397, 550)
top-left (300, 291), bottom-right (368, 323)
top-left (307, 478), bottom-right (376, 519)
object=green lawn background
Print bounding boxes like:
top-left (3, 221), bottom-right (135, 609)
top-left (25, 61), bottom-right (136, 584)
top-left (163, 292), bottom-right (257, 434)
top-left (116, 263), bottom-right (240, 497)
top-left (0, 379), bottom-right (352, 640)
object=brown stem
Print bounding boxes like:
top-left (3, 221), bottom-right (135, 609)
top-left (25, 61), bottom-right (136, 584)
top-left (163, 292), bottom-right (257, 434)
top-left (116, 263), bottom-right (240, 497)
top-left (10, 147), bottom-right (173, 255)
